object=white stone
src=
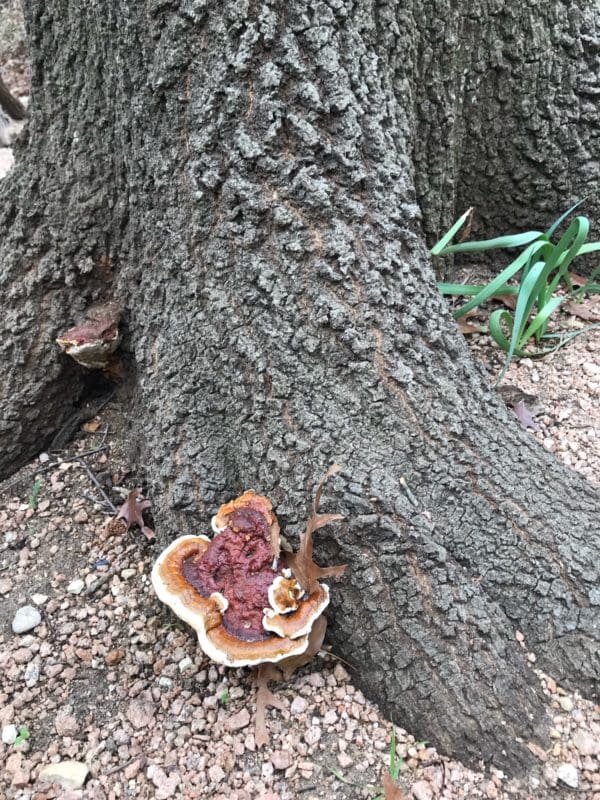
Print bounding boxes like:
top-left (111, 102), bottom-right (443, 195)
top-left (67, 579), bottom-right (85, 594)
top-left (38, 760), bottom-right (89, 790)
top-left (31, 593), bottom-right (48, 605)
top-left (556, 763), bottom-right (579, 789)
top-left (2, 724), bottom-right (18, 744)
top-left (290, 696), bottom-right (307, 715)
top-left (558, 696), bottom-right (574, 712)
top-left (12, 605), bottom-right (42, 633)
top-left (24, 661), bottom-right (40, 687)
top-left (178, 656), bottom-right (193, 672)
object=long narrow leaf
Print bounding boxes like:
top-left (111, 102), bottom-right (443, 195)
top-left (520, 296), bottom-right (564, 344)
top-left (454, 241), bottom-right (547, 319)
top-left (430, 208), bottom-right (473, 255)
top-left (440, 230), bottom-right (543, 256)
top-left (438, 283), bottom-right (518, 297)
top-left (546, 198), bottom-right (587, 239)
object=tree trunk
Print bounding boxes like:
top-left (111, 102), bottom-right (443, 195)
top-left (1, 0), bottom-right (599, 774)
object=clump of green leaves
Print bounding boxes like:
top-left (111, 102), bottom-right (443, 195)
top-left (218, 688), bottom-right (230, 708)
top-left (14, 726), bottom-right (30, 746)
top-left (433, 201), bottom-right (600, 382)
top-left (28, 480), bottom-right (43, 510)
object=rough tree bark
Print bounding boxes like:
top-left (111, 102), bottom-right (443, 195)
top-left (1, 0), bottom-right (599, 774)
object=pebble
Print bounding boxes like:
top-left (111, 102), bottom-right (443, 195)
top-left (337, 752), bottom-right (353, 768)
top-left (67, 578), bottom-right (85, 594)
top-left (126, 699), bottom-right (155, 729)
top-left (147, 764), bottom-right (180, 799)
top-left (226, 708), bottom-right (251, 731)
top-left (178, 656), bottom-right (193, 672)
top-left (556, 763), bottom-right (579, 789)
top-left (573, 728), bottom-right (599, 755)
top-left (0, 577), bottom-right (12, 594)
top-left (12, 605), bottom-right (42, 633)
top-left (2, 724), bottom-right (18, 744)
top-left (412, 780), bottom-right (434, 800)
top-left (73, 509), bottom-right (88, 523)
top-left (31, 593), bottom-right (48, 605)
top-left (38, 760), bottom-right (89, 789)
top-left (304, 725), bottom-right (321, 746)
top-left (208, 765), bottom-right (225, 784)
top-left (290, 696), bottom-right (307, 715)
top-left (55, 708), bottom-right (79, 735)
top-left (24, 661), bottom-right (40, 687)
top-left (558, 696), bottom-right (574, 712)
top-left (271, 750), bottom-right (293, 770)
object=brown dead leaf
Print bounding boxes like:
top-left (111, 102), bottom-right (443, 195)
top-left (114, 488), bottom-right (155, 540)
top-left (569, 273), bottom-right (588, 287)
top-left (254, 663), bottom-right (285, 748)
top-left (279, 615), bottom-right (328, 681)
top-left (457, 318), bottom-right (485, 335)
top-left (494, 293), bottom-right (518, 310)
top-left (456, 207), bottom-right (474, 243)
top-left (565, 296), bottom-right (600, 322)
top-left (512, 399), bottom-right (539, 431)
top-left (82, 417), bottom-right (101, 432)
top-left (383, 772), bottom-right (404, 799)
top-left (286, 466), bottom-right (346, 594)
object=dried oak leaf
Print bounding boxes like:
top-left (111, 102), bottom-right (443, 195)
top-left (512, 399), bottom-right (539, 431)
top-left (457, 318), bottom-right (485, 335)
top-left (565, 296), bottom-right (600, 322)
top-left (114, 488), bottom-right (155, 540)
top-left (287, 464), bottom-right (347, 594)
top-left (254, 663), bottom-right (285, 749)
top-left (383, 773), bottom-right (404, 799)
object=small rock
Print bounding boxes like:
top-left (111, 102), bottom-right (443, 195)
top-left (556, 763), bottom-right (579, 789)
top-left (290, 696), bottom-right (307, 715)
top-left (105, 648), bottom-right (125, 665)
top-left (226, 708), bottom-right (251, 731)
top-left (38, 760), bottom-right (89, 790)
top-left (147, 764), bottom-right (180, 799)
top-left (158, 677), bottom-right (173, 689)
top-left (271, 751), bottom-right (293, 770)
top-left (67, 579), bottom-right (85, 594)
top-left (126, 699), bottom-right (155, 729)
top-left (73, 509), bottom-right (88, 523)
top-left (558, 696), bottom-right (574, 712)
top-left (337, 752), bottom-right (353, 769)
top-left (24, 661), bottom-right (40, 687)
top-left (39, 452), bottom-right (50, 463)
top-left (333, 663), bottom-right (350, 682)
top-left (208, 764), bottom-right (225, 784)
top-left (545, 677), bottom-right (557, 694)
top-left (31, 593), bottom-right (48, 605)
top-left (12, 606), bottom-right (42, 634)
top-left (178, 656), bottom-right (193, 672)
top-left (2, 724), bottom-right (18, 744)
top-left (0, 577), bottom-right (12, 594)
top-left (55, 708), bottom-right (79, 736)
top-left (573, 729), bottom-right (599, 756)
top-left (307, 672), bottom-right (325, 688)
top-left (304, 726), bottom-right (321, 746)
top-left (412, 781), bottom-right (433, 800)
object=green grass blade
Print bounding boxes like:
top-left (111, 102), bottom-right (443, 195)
top-left (546, 198), bottom-right (587, 238)
top-left (453, 241), bottom-right (546, 319)
top-left (520, 296), bottom-right (564, 343)
top-left (438, 283), bottom-right (518, 297)
top-left (440, 230), bottom-right (543, 256)
top-left (430, 208), bottom-right (473, 255)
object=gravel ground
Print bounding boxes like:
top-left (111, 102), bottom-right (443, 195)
top-left (1, 326), bottom-right (599, 800)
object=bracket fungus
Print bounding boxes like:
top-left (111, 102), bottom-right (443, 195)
top-left (56, 303), bottom-right (121, 369)
top-left (152, 483), bottom-right (345, 668)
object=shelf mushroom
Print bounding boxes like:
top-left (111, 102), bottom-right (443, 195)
top-left (152, 491), bottom-right (342, 669)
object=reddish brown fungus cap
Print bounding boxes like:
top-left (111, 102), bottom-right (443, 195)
top-left (152, 492), bottom-right (332, 668)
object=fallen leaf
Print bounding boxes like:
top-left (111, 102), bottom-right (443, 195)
top-left (279, 614), bottom-right (328, 681)
top-left (254, 663), bottom-right (285, 748)
top-left (383, 772), bottom-right (404, 799)
top-left (82, 417), bottom-right (101, 432)
top-left (568, 273), bottom-right (588, 287)
top-left (114, 488), bottom-right (155, 540)
top-left (512, 399), bottom-right (539, 430)
top-left (287, 465), bottom-right (346, 594)
top-left (494, 293), bottom-right (518, 310)
top-left (565, 296), bottom-right (600, 322)
top-left (457, 318), bottom-right (485, 335)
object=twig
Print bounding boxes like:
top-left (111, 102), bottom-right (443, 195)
top-left (78, 458), bottom-right (117, 514)
top-left (399, 475), bottom-right (418, 507)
